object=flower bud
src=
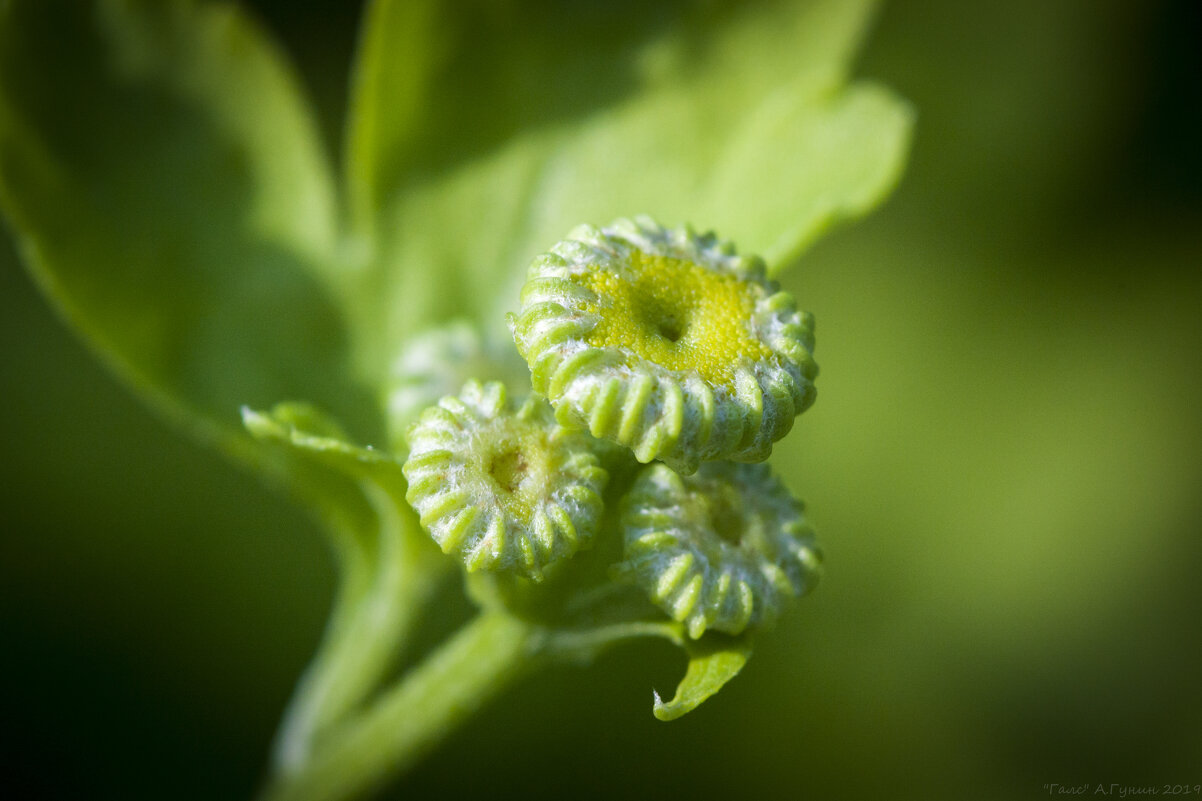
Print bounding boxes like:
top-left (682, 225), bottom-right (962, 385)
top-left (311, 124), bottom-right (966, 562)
top-left (509, 216), bottom-right (816, 474)
top-left (616, 461), bottom-right (822, 638)
top-left (403, 380), bottom-right (608, 581)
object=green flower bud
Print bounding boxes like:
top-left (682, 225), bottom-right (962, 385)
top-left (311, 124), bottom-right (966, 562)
top-left (386, 320), bottom-right (524, 441)
top-left (403, 380), bottom-right (608, 582)
top-left (509, 216), bottom-right (817, 474)
top-left (616, 461), bottom-right (822, 638)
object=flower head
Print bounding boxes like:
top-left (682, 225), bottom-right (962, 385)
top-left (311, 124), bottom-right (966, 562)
top-left (403, 380), bottom-right (608, 581)
top-left (616, 461), bottom-right (822, 638)
top-left (509, 217), bottom-right (817, 474)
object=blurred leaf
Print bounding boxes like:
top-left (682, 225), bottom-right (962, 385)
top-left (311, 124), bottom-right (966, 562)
top-left (0, 0), bottom-right (910, 444)
top-left (654, 634), bottom-right (753, 721)
top-left (0, 0), bottom-right (375, 446)
top-left (342, 0), bottom-right (913, 381)
top-left (343, 0), bottom-right (441, 227)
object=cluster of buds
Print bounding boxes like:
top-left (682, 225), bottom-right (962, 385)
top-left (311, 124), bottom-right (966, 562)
top-left (403, 217), bottom-right (822, 637)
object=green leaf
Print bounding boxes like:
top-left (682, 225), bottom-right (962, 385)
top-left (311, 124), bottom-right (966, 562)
top-left (244, 402), bottom-right (399, 485)
top-left (343, 0), bottom-right (442, 229)
top-left (342, 0), bottom-right (913, 382)
top-left (0, 0), bottom-right (375, 447)
top-left (654, 634), bottom-right (754, 721)
top-left (1, 0), bottom-right (911, 449)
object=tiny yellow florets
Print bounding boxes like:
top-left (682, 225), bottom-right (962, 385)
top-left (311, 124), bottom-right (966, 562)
top-left (572, 252), bottom-right (774, 386)
top-left (477, 422), bottom-right (551, 529)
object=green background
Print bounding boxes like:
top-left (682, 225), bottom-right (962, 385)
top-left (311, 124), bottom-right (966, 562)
top-left (2, 1), bottom-right (1199, 799)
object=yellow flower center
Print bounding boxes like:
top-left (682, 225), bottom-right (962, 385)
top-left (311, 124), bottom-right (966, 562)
top-left (480, 423), bottom-right (552, 527)
top-left (571, 251), bottom-right (773, 385)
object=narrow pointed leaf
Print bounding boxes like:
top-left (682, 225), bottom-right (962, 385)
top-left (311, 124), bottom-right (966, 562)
top-left (654, 635), bottom-right (754, 721)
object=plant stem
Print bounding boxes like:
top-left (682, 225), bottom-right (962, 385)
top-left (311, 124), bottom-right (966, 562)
top-left (271, 481), bottom-right (448, 774)
top-left (260, 610), bottom-right (543, 801)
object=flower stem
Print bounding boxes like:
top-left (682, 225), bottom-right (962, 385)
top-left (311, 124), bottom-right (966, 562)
top-left (260, 611), bottom-right (543, 801)
top-left (271, 481), bottom-right (448, 775)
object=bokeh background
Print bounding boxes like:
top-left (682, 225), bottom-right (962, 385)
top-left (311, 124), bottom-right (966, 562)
top-left (2, 1), bottom-right (1199, 799)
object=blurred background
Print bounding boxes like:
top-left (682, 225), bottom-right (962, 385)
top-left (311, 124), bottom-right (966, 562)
top-left (2, 1), bottom-right (1199, 799)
